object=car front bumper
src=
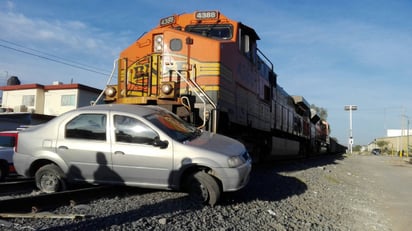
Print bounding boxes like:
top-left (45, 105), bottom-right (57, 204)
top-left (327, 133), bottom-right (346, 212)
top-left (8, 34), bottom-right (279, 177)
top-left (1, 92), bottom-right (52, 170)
top-left (214, 160), bottom-right (252, 192)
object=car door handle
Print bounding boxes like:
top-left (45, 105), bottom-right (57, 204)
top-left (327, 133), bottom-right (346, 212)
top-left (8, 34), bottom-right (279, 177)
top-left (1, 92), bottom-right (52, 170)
top-left (114, 151), bottom-right (125, 155)
top-left (58, 146), bottom-right (68, 149)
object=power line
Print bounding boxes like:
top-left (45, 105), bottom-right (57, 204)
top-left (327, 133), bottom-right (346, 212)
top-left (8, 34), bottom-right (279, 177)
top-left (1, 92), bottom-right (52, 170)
top-left (0, 38), bottom-right (107, 72)
top-left (0, 39), bottom-right (112, 76)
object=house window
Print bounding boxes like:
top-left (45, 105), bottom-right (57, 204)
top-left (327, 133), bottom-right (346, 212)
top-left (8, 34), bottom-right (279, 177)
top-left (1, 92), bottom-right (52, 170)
top-left (22, 95), bottom-right (35, 107)
top-left (61, 95), bottom-right (76, 106)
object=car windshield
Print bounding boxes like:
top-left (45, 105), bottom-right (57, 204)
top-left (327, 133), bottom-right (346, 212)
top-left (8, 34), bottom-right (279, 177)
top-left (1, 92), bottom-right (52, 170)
top-left (145, 110), bottom-right (200, 142)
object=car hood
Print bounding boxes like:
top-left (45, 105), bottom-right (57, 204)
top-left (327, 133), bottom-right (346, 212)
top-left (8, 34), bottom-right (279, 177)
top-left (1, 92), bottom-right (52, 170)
top-left (184, 131), bottom-right (245, 157)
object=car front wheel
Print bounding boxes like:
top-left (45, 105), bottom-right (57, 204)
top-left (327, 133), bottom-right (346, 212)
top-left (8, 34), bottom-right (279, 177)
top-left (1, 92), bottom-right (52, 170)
top-left (186, 171), bottom-right (221, 206)
top-left (35, 164), bottom-right (67, 193)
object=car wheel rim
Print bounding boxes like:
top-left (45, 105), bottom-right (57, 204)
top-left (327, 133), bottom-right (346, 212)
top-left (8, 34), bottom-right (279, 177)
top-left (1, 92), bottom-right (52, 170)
top-left (41, 173), bottom-right (59, 192)
top-left (190, 181), bottom-right (208, 203)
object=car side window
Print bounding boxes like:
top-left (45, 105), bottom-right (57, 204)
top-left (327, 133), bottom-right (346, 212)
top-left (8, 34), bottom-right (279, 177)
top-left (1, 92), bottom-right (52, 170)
top-left (0, 136), bottom-right (15, 147)
top-left (114, 115), bottom-right (157, 144)
top-left (65, 114), bottom-right (107, 141)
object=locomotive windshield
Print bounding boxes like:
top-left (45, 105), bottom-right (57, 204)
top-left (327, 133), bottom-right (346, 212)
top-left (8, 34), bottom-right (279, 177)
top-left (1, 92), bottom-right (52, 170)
top-left (185, 24), bottom-right (233, 40)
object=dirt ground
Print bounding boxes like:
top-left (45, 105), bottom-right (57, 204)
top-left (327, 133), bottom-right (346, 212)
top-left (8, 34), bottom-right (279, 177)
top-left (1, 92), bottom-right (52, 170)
top-left (3, 153), bottom-right (412, 231)
top-left (345, 154), bottom-right (412, 231)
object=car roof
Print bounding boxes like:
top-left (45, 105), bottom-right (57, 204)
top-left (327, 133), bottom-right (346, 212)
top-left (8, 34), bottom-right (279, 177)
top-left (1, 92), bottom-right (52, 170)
top-left (75, 104), bottom-right (164, 116)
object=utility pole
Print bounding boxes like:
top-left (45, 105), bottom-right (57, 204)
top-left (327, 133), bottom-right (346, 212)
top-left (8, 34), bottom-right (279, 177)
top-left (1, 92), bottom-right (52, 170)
top-left (344, 105), bottom-right (358, 153)
top-left (401, 114), bottom-right (410, 157)
top-left (0, 71), bottom-right (7, 105)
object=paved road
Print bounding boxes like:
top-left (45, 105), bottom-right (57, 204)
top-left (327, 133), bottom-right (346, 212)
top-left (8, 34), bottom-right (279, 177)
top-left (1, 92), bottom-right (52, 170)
top-left (347, 154), bottom-right (412, 230)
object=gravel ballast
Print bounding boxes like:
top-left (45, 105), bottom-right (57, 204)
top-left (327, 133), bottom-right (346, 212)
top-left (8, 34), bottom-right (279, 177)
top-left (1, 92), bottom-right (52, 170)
top-left (2, 154), bottom-right (395, 230)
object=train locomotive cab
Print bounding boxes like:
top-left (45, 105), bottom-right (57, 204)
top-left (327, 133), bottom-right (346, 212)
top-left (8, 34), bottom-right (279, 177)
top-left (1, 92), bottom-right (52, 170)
top-left (105, 11), bottom-right (274, 129)
top-left (104, 10), bottom-right (331, 162)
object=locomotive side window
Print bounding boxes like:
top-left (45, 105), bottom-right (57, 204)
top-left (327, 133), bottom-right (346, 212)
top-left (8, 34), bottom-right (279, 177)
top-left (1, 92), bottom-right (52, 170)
top-left (239, 28), bottom-right (257, 64)
top-left (264, 85), bottom-right (270, 101)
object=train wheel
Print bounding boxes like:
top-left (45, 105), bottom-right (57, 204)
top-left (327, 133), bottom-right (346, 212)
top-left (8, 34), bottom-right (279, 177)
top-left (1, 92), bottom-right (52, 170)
top-left (185, 171), bottom-right (221, 206)
top-left (35, 164), bottom-right (67, 193)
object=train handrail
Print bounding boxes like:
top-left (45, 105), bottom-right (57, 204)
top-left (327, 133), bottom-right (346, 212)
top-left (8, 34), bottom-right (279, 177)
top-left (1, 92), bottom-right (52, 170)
top-left (93, 58), bottom-right (119, 106)
top-left (162, 53), bottom-right (217, 131)
top-left (257, 48), bottom-right (273, 71)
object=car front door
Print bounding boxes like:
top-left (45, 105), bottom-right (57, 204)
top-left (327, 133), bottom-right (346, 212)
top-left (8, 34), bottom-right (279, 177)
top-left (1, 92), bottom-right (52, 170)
top-left (110, 113), bottom-right (173, 188)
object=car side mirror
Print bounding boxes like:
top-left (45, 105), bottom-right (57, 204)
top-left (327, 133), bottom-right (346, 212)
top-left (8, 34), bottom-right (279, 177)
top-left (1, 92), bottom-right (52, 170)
top-left (152, 136), bottom-right (168, 149)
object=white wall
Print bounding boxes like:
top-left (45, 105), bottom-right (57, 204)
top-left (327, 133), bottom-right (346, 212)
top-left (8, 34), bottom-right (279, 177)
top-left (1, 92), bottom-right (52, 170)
top-left (44, 89), bottom-right (79, 115)
top-left (387, 129), bottom-right (412, 137)
top-left (1, 84), bottom-right (101, 116)
top-left (1, 88), bottom-right (44, 113)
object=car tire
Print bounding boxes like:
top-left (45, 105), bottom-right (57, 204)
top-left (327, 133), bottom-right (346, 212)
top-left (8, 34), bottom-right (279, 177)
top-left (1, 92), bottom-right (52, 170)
top-left (35, 164), bottom-right (67, 193)
top-left (186, 171), bottom-right (221, 206)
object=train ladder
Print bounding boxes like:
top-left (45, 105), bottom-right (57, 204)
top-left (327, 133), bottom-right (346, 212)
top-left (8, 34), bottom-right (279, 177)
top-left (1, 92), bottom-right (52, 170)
top-left (164, 54), bottom-right (217, 132)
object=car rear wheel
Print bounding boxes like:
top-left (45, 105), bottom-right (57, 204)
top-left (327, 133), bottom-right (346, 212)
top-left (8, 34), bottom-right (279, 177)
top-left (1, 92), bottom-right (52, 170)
top-left (35, 164), bottom-right (67, 193)
top-left (186, 171), bottom-right (221, 206)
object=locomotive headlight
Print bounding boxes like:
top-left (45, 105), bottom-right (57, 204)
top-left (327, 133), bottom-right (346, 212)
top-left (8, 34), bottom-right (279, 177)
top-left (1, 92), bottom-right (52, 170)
top-left (159, 81), bottom-right (175, 98)
top-left (161, 83), bottom-right (173, 94)
top-left (105, 87), bottom-right (117, 97)
top-left (156, 35), bottom-right (163, 43)
top-left (153, 34), bottom-right (164, 52)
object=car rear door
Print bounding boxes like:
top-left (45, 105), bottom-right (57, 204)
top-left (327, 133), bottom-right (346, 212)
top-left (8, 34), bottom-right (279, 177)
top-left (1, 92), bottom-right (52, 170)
top-left (109, 113), bottom-right (173, 188)
top-left (56, 112), bottom-right (115, 183)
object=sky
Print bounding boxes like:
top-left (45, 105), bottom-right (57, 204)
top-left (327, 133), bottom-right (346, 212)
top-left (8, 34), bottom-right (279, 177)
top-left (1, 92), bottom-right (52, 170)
top-left (0, 0), bottom-right (411, 146)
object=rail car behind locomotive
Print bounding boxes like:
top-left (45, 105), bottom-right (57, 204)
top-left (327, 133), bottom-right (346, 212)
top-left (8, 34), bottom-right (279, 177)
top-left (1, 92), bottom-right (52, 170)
top-left (104, 10), bottom-right (333, 161)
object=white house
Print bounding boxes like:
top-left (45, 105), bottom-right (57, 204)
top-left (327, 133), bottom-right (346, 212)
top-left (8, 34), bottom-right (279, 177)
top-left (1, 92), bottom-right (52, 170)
top-left (387, 129), bottom-right (412, 137)
top-left (0, 82), bottom-right (103, 116)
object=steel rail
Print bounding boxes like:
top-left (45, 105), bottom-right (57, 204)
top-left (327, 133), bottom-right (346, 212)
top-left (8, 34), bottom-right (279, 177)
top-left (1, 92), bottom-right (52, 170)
top-left (0, 179), bottom-right (36, 195)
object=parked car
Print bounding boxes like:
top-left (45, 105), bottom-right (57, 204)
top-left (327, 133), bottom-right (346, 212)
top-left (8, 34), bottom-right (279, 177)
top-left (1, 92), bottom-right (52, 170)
top-left (371, 148), bottom-right (381, 155)
top-left (0, 131), bottom-right (18, 180)
top-left (13, 104), bottom-right (252, 205)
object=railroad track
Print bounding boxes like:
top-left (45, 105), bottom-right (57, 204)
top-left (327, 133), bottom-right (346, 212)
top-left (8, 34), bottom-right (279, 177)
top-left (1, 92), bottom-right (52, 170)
top-left (0, 185), bottom-right (120, 214)
top-left (0, 184), bottom-right (151, 221)
top-left (0, 179), bottom-right (36, 196)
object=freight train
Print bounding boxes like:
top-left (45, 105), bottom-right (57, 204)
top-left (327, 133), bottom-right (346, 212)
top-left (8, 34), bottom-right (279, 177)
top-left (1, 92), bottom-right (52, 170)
top-left (104, 10), bottom-right (345, 162)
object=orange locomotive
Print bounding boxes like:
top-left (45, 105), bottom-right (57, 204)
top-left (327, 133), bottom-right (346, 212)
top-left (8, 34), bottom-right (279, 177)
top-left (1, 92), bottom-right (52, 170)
top-left (105, 10), bottom-right (333, 161)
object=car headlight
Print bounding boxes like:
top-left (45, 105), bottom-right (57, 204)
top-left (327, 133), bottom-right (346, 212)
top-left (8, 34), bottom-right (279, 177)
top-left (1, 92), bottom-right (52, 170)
top-left (228, 155), bottom-right (245, 168)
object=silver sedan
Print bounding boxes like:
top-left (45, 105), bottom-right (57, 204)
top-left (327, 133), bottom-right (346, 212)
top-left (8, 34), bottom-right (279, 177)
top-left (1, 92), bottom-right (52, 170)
top-left (13, 104), bottom-right (251, 206)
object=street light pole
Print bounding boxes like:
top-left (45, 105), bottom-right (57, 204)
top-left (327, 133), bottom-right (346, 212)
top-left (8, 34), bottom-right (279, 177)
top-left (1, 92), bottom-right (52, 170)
top-left (401, 114), bottom-right (410, 157)
top-left (406, 117), bottom-right (409, 157)
top-left (344, 105), bottom-right (358, 153)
